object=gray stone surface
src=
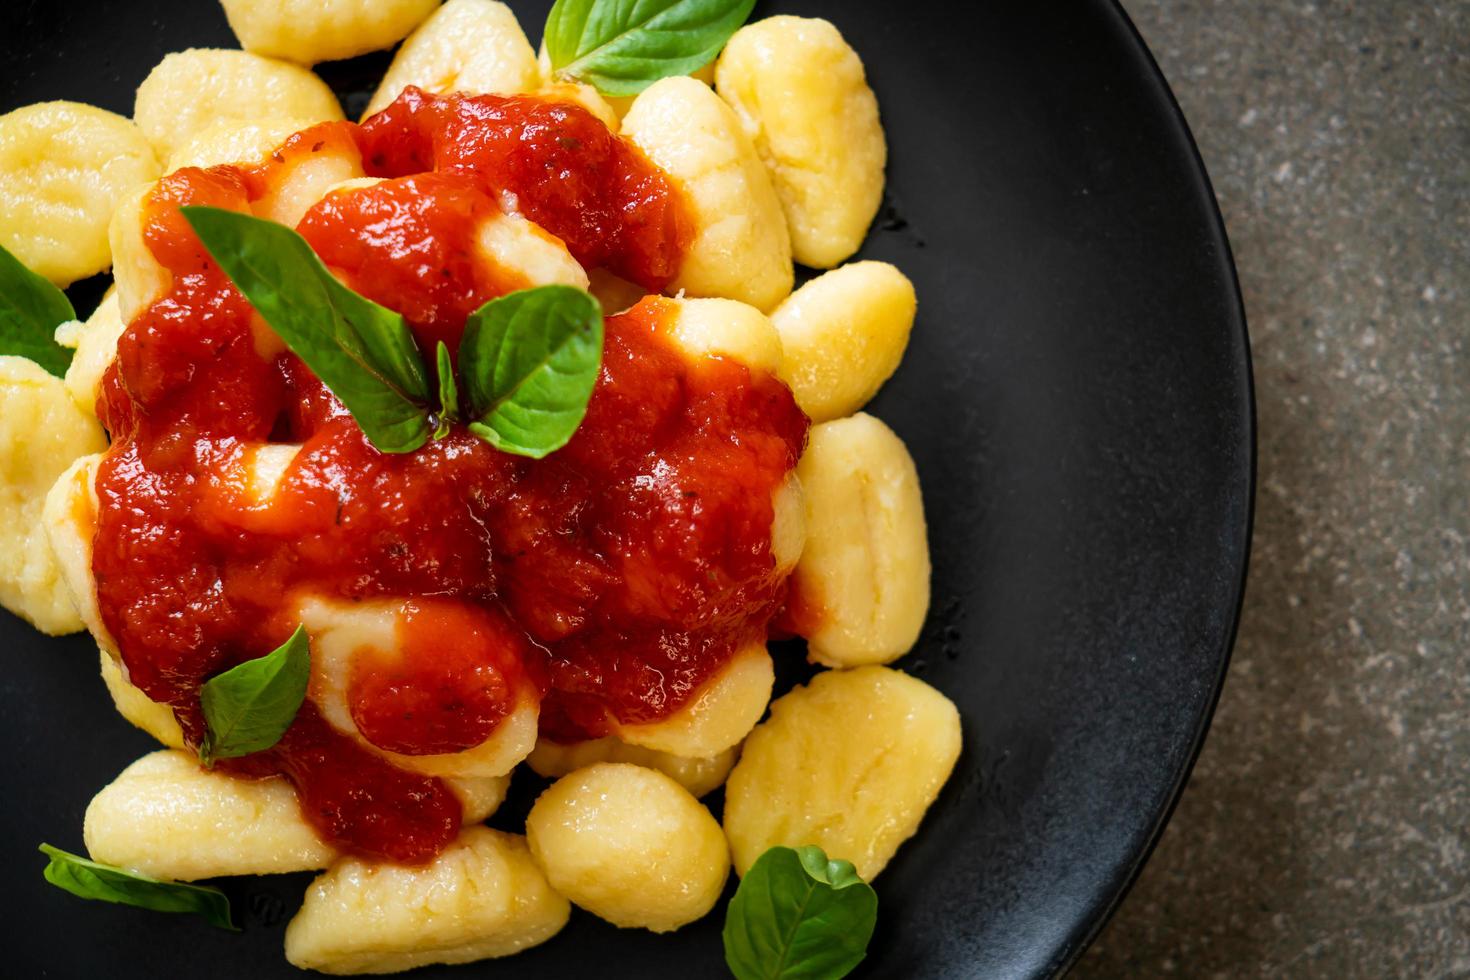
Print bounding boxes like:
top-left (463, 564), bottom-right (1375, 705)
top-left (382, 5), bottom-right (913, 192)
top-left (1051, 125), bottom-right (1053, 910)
top-left (1077, 2), bottom-right (1470, 977)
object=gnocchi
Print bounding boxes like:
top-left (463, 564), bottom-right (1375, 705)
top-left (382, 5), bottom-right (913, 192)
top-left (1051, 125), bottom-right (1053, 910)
top-left (84, 748), bottom-right (510, 884)
top-left (251, 129), bottom-right (366, 228)
top-left (84, 749), bottom-right (339, 880)
top-left (770, 471), bottom-right (808, 574)
top-left (166, 116), bottom-right (319, 172)
top-left (622, 77), bottom-right (793, 312)
top-left (475, 209), bottom-right (590, 291)
top-left (771, 261), bottom-right (917, 423)
top-left (0, 359), bottom-right (106, 634)
top-left (285, 827), bottom-right (569, 974)
top-left (299, 596), bottom-right (540, 779)
top-left (107, 183), bottom-right (172, 323)
top-left (716, 17), bottom-right (887, 269)
top-left (98, 650), bottom-right (186, 749)
top-left (536, 81), bottom-right (621, 132)
top-left (41, 454), bottom-right (109, 649)
top-left (527, 736), bottom-right (737, 799)
top-left (363, 0), bottom-right (541, 117)
top-left (0, 102), bottom-right (161, 286)
top-left (793, 413), bottom-right (932, 667)
top-left (133, 49), bottom-right (343, 161)
top-left (664, 296), bottom-right (785, 375)
top-left (724, 666), bottom-right (961, 881)
top-left (59, 289), bottom-right (126, 417)
top-left (314, 176), bottom-right (590, 292)
top-left (221, 0), bottom-right (441, 66)
top-left (526, 763), bottom-right (729, 932)
top-left (586, 268), bottom-right (647, 315)
top-left (450, 773), bottom-right (514, 825)
top-left (613, 641), bottom-right (774, 758)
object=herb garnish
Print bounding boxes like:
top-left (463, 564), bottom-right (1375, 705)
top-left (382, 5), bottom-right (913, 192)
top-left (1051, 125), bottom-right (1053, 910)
top-left (199, 625), bottom-right (311, 766)
top-left (723, 845), bottom-right (879, 980)
top-left (180, 206), bottom-right (604, 459)
top-left (0, 243), bottom-right (77, 378)
top-left (544, 0), bottom-right (756, 97)
top-left (39, 844), bottom-right (237, 930)
top-left (181, 206), bottom-right (433, 454)
top-left (460, 284), bottom-right (603, 459)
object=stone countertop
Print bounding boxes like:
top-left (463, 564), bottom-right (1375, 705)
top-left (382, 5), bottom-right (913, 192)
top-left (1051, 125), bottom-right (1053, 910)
top-left (1077, 2), bottom-right (1468, 977)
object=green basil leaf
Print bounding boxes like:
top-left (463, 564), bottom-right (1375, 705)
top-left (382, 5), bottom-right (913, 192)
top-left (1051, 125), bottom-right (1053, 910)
top-left (0, 243), bottom-right (76, 378)
top-left (723, 845), bottom-right (878, 980)
top-left (459, 285), bottom-right (603, 459)
top-left (434, 340), bottom-right (458, 440)
top-left (180, 206), bottom-right (432, 454)
top-left (544, 0), bottom-right (756, 97)
top-left (199, 625), bottom-right (310, 764)
top-left (39, 844), bottom-right (237, 931)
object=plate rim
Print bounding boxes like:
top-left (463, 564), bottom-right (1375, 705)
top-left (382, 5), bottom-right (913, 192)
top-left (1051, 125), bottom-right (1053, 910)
top-left (1051, 2), bottom-right (1258, 973)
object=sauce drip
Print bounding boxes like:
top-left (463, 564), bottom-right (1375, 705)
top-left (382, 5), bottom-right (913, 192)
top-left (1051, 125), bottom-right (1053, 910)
top-left (92, 91), bottom-right (806, 864)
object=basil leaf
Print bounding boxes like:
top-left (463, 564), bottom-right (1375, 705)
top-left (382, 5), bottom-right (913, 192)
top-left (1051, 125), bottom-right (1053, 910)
top-left (723, 845), bottom-right (878, 980)
top-left (544, 0), bottom-right (756, 97)
top-left (0, 243), bottom-right (76, 378)
top-left (459, 285), bottom-right (603, 459)
top-left (39, 844), bottom-right (237, 931)
top-left (434, 340), bottom-right (458, 440)
top-left (200, 625), bottom-right (310, 764)
top-left (180, 206), bottom-right (432, 454)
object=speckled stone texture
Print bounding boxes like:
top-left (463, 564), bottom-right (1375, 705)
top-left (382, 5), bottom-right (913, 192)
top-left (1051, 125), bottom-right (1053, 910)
top-left (1077, 2), bottom-right (1469, 977)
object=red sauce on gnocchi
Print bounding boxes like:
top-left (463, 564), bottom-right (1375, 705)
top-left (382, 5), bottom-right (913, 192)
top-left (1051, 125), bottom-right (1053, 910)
top-left (91, 90), bottom-right (807, 864)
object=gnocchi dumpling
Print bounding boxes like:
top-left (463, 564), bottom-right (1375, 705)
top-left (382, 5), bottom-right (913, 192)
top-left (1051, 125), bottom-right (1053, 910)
top-left (0, 360), bottom-right (107, 634)
top-left (716, 17), bottom-right (887, 269)
top-left (133, 49), bottom-right (343, 161)
top-left (312, 177), bottom-right (590, 292)
top-left (450, 773), bottom-right (513, 825)
top-left (299, 596), bottom-right (540, 778)
top-left (84, 749), bottom-right (338, 880)
top-left (664, 296), bottom-right (785, 376)
top-left (59, 289), bottom-right (127, 417)
top-left (793, 413), bottom-right (931, 666)
top-left (622, 76), bottom-right (793, 312)
top-left (166, 116), bottom-right (318, 172)
top-left (613, 641), bottom-right (773, 758)
top-left (526, 763), bottom-right (729, 932)
top-left (586, 268), bottom-right (646, 316)
top-left (83, 748), bottom-right (510, 885)
top-left (41, 453), bottom-right (109, 648)
top-left (724, 666), bottom-right (961, 881)
top-left (251, 128), bottom-right (366, 229)
top-left (771, 261), bottom-right (916, 423)
top-left (527, 736), bottom-right (737, 799)
top-left (363, 0), bottom-right (541, 118)
top-left (98, 650), bottom-right (185, 749)
top-left (108, 183), bottom-right (172, 323)
top-left (285, 826), bottom-right (569, 974)
top-left (475, 209), bottom-right (590, 291)
top-left (221, 0), bottom-right (441, 66)
top-left (770, 471), bottom-right (807, 575)
top-left (536, 81), bottom-right (621, 132)
top-left (0, 101), bottom-right (161, 286)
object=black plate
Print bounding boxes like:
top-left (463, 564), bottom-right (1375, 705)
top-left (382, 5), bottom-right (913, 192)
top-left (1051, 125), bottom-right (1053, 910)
top-left (0, 1), bottom-right (1252, 976)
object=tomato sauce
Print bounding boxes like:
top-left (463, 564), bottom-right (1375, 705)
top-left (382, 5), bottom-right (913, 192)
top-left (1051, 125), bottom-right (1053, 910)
top-left (358, 87), bottom-right (689, 292)
top-left (91, 90), bottom-right (806, 864)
